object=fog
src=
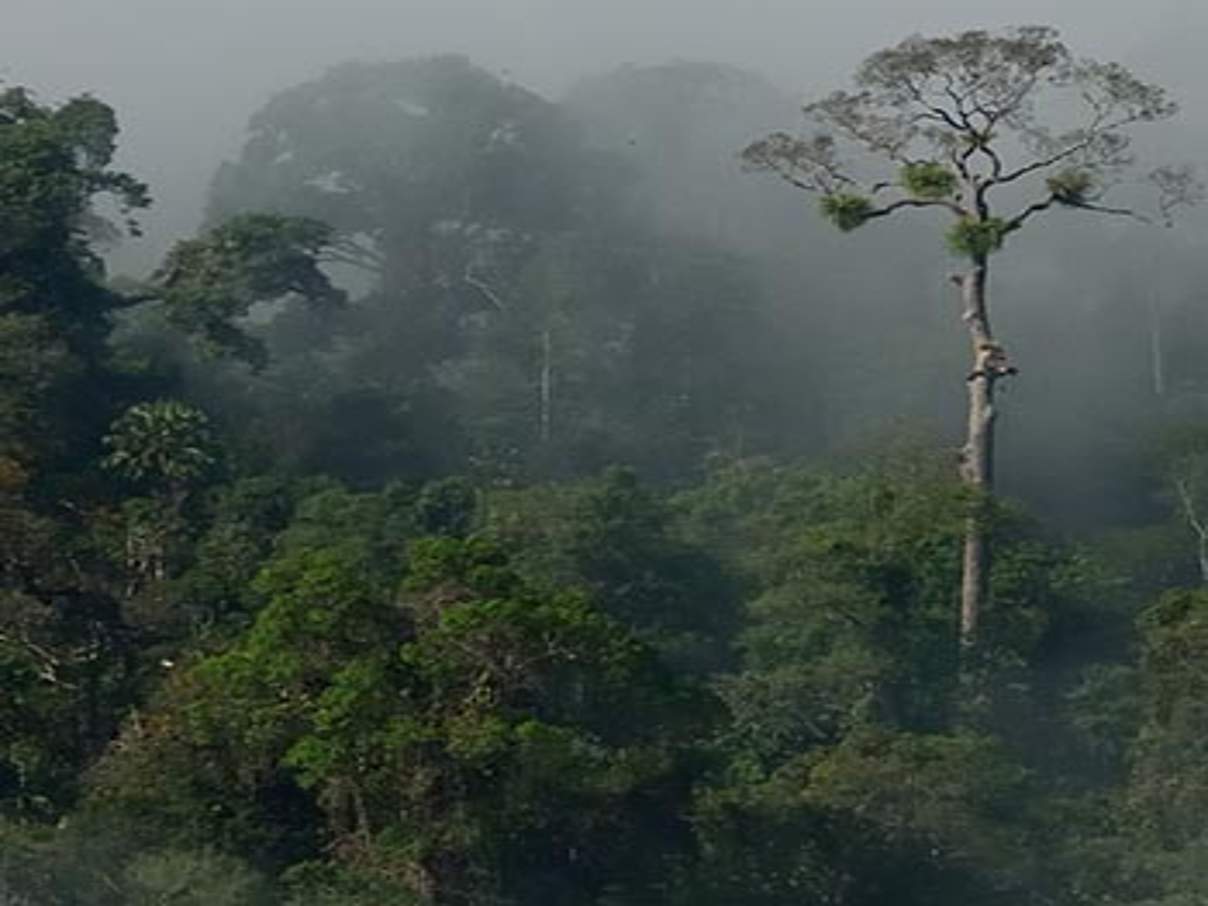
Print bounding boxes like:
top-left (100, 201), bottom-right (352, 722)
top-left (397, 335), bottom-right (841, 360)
top-left (4, 0), bottom-right (1203, 273)
top-left (7, 0), bottom-right (1206, 522)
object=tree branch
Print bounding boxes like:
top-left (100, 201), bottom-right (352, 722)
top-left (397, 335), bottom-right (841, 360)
top-left (995, 141), bottom-right (1093, 186)
top-left (904, 72), bottom-right (969, 135)
top-left (463, 266), bottom-right (507, 311)
top-left (1066, 198), bottom-right (1152, 222)
top-left (320, 236), bottom-right (386, 273)
top-left (991, 110), bottom-right (1141, 188)
top-left (1005, 193), bottom-right (1151, 233)
top-left (977, 143), bottom-right (1004, 182)
top-left (864, 196), bottom-right (967, 221)
top-left (319, 249), bottom-right (385, 273)
top-left (1003, 196), bottom-right (1057, 233)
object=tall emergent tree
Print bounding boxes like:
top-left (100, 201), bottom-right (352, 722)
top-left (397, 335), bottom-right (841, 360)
top-left (0, 85), bottom-right (149, 473)
top-left (743, 26), bottom-right (1194, 653)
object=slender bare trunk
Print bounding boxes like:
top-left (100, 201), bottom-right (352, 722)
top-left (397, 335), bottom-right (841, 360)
top-left (539, 327), bottom-right (552, 445)
top-left (1150, 285), bottom-right (1165, 399)
top-left (958, 256), bottom-right (1007, 653)
top-left (1173, 477), bottom-right (1208, 584)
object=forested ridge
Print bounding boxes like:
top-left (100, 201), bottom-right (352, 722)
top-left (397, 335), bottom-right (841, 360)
top-left (5, 28), bottom-right (1208, 905)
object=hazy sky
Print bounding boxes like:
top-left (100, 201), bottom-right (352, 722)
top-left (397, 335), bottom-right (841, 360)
top-left (3, 0), bottom-right (1200, 272)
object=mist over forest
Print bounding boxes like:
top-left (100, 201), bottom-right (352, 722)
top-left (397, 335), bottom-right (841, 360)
top-left (5, 2), bottom-right (1208, 904)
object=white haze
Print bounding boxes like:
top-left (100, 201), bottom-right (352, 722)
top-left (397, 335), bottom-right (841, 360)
top-left (2, 0), bottom-right (1202, 275)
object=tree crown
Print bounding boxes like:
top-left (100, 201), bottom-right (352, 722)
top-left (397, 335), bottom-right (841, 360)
top-left (742, 26), bottom-right (1196, 250)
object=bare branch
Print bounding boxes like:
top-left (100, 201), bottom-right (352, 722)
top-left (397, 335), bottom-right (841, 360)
top-left (742, 131), bottom-right (873, 194)
top-left (1004, 191), bottom-right (1153, 234)
top-left (1001, 195), bottom-right (1051, 232)
top-left (1151, 164), bottom-right (1206, 225)
top-left (320, 236), bottom-right (386, 273)
top-left (807, 91), bottom-right (918, 163)
top-left (463, 266), bottom-right (507, 311)
top-left (319, 250), bottom-right (384, 273)
top-left (864, 197), bottom-right (967, 221)
top-left (993, 126), bottom-right (1118, 187)
top-left (1065, 198), bottom-right (1150, 221)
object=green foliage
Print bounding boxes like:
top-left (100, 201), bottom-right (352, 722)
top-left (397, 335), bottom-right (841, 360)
top-left (102, 400), bottom-right (217, 490)
top-left (488, 467), bottom-right (740, 672)
top-left (0, 315), bottom-right (75, 465)
top-left (820, 193), bottom-right (873, 231)
top-left (677, 456), bottom-right (1084, 775)
top-left (156, 214), bottom-right (343, 368)
top-left (0, 820), bottom-right (272, 906)
top-left (1129, 590), bottom-right (1208, 844)
top-left (0, 604), bottom-right (82, 820)
top-left (123, 849), bottom-right (272, 905)
top-left (164, 475), bottom-right (311, 634)
top-left (89, 495), bottom-right (706, 901)
top-left (412, 476), bottom-right (478, 537)
top-left (900, 161), bottom-right (957, 199)
top-left (266, 482), bottom-right (418, 581)
top-left (280, 862), bottom-right (421, 905)
top-left (946, 217), bottom-right (1008, 257)
top-left (0, 87), bottom-right (151, 475)
top-left (0, 87), bottom-right (148, 260)
top-left (684, 728), bottom-right (1036, 906)
top-left (1046, 168), bottom-right (1096, 205)
top-left (0, 485), bottom-right (142, 821)
top-left (731, 466), bottom-right (969, 742)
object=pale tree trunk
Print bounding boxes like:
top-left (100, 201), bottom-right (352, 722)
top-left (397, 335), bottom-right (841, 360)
top-left (957, 255), bottom-right (1009, 653)
top-left (539, 327), bottom-right (552, 445)
top-left (1150, 284), bottom-right (1166, 399)
top-left (1149, 244), bottom-right (1166, 400)
top-left (1173, 476), bottom-right (1208, 584)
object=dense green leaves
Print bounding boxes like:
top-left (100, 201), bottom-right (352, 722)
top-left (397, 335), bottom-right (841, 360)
top-left (900, 162), bottom-right (957, 200)
top-left (946, 216), bottom-right (1008, 257)
top-left (103, 400), bottom-right (217, 490)
top-left (820, 193), bottom-right (873, 231)
top-left (0, 88), bottom-right (150, 474)
top-left (89, 498), bottom-right (707, 902)
top-left (156, 214), bottom-right (344, 368)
